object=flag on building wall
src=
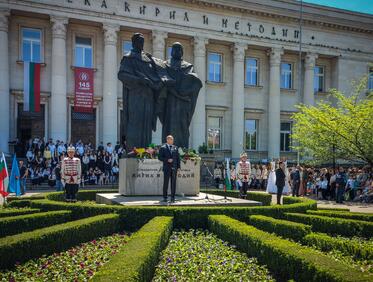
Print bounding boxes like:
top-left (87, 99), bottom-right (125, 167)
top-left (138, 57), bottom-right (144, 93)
top-left (74, 67), bottom-right (94, 113)
top-left (23, 61), bottom-right (41, 112)
top-left (0, 153), bottom-right (9, 197)
top-left (9, 155), bottom-right (21, 196)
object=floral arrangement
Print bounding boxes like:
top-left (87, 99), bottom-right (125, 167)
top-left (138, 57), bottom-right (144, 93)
top-left (127, 144), bottom-right (201, 164)
top-left (153, 230), bottom-right (274, 281)
top-left (0, 232), bottom-right (128, 282)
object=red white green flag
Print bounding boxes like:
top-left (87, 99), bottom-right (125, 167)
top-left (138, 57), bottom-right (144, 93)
top-left (23, 61), bottom-right (41, 112)
top-left (0, 153), bottom-right (9, 197)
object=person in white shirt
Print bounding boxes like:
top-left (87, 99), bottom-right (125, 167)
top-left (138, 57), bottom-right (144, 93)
top-left (106, 143), bottom-right (114, 155)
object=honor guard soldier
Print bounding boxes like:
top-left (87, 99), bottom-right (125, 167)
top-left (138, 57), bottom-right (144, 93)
top-left (61, 146), bottom-right (82, 202)
top-left (236, 152), bottom-right (251, 199)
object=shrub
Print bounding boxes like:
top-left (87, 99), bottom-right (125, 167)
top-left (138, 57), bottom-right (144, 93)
top-left (46, 189), bottom-right (118, 202)
top-left (317, 207), bottom-right (350, 212)
top-left (92, 216), bottom-right (173, 282)
top-left (307, 210), bottom-right (373, 222)
top-left (303, 232), bottom-right (373, 261)
top-left (7, 200), bottom-right (33, 208)
top-left (0, 210), bottom-right (72, 237)
top-left (208, 215), bottom-right (372, 282)
top-left (0, 213), bottom-right (121, 269)
top-left (0, 208), bottom-right (40, 218)
top-left (285, 213), bottom-right (373, 238)
top-left (247, 215), bottom-right (312, 241)
top-left (200, 189), bottom-right (272, 206)
top-left (6, 195), bottom-right (45, 202)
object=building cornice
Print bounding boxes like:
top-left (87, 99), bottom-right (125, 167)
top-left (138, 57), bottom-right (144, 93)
top-left (185, 0), bottom-right (373, 34)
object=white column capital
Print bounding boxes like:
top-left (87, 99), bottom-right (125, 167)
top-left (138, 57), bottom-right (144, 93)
top-left (50, 16), bottom-right (68, 40)
top-left (194, 36), bottom-right (208, 57)
top-left (305, 52), bottom-right (318, 70)
top-left (103, 23), bottom-right (119, 46)
top-left (0, 9), bottom-right (10, 32)
top-left (267, 47), bottom-right (284, 66)
top-left (232, 42), bottom-right (247, 62)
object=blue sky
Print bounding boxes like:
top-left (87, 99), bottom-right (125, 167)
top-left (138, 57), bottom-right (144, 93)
top-left (301, 0), bottom-right (373, 15)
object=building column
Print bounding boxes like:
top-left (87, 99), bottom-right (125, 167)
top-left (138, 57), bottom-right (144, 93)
top-left (50, 16), bottom-right (68, 142)
top-left (151, 30), bottom-right (167, 145)
top-left (0, 10), bottom-right (10, 153)
top-left (267, 47), bottom-right (283, 160)
top-left (102, 23), bottom-right (119, 144)
top-left (192, 36), bottom-right (208, 150)
top-left (304, 52), bottom-right (318, 105)
top-left (231, 42), bottom-right (247, 158)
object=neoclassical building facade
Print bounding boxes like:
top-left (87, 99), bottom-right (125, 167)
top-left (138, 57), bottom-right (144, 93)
top-left (0, 0), bottom-right (372, 161)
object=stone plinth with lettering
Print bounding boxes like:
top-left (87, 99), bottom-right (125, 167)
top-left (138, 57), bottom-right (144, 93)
top-left (119, 158), bottom-right (200, 196)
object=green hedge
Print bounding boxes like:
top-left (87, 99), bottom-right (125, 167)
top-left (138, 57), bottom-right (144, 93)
top-left (0, 210), bottom-right (72, 237)
top-left (208, 215), bottom-right (372, 282)
top-left (200, 189), bottom-right (272, 206)
top-left (307, 210), bottom-right (373, 222)
top-left (303, 232), bottom-right (373, 261)
top-left (6, 195), bottom-right (46, 202)
top-left (92, 216), bottom-right (173, 282)
top-left (247, 215), bottom-right (312, 241)
top-left (46, 189), bottom-right (118, 202)
top-left (7, 200), bottom-right (33, 208)
top-left (0, 208), bottom-right (40, 217)
top-left (26, 196), bottom-right (316, 230)
top-left (317, 207), bottom-right (350, 212)
top-left (0, 213), bottom-right (120, 269)
top-left (285, 213), bottom-right (373, 238)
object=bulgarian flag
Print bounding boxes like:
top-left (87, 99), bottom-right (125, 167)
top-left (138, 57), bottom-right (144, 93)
top-left (0, 153), bottom-right (9, 197)
top-left (23, 62), bottom-right (41, 112)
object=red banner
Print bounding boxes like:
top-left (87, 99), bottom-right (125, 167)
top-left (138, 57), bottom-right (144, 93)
top-left (74, 67), bottom-right (94, 113)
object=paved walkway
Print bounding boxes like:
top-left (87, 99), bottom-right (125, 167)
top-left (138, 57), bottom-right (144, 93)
top-left (3, 188), bottom-right (373, 213)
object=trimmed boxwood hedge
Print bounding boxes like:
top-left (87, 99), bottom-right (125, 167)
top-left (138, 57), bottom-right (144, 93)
top-left (303, 232), bottom-right (373, 261)
top-left (200, 189), bottom-right (272, 206)
top-left (285, 212), bottom-right (373, 238)
top-left (92, 216), bottom-right (173, 282)
top-left (46, 189), bottom-right (118, 202)
top-left (7, 200), bottom-right (33, 208)
top-left (0, 213), bottom-right (121, 270)
top-left (0, 210), bottom-right (72, 237)
top-left (307, 210), bottom-right (373, 222)
top-left (317, 207), bottom-right (350, 212)
top-left (25, 196), bottom-right (316, 230)
top-left (247, 215), bottom-right (312, 241)
top-left (0, 208), bottom-right (40, 217)
top-left (208, 215), bottom-right (372, 282)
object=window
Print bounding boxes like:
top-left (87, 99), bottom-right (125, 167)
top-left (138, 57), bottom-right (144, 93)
top-left (166, 46), bottom-right (172, 60)
top-left (122, 40), bottom-right (132, 55)
top-left (208, 52), bottom-right (223, 82)
top-left (75, 36), bottom-right (93, 68)
top-left (280, 122), bottom-right (292, 152)
top-left (207, 116), bottom-right (222, 150)
top-left (314, 66), bottom-right (324, 93)
top-left (281, 63), bottom-right (292, 89)
top-left (245, 119), bottom-right (257, 150)
top-left (245, 58), bottom-right (258, 86)
top-left (369, 67), bottom-right (373, 90)
top-left (22, 28), bottom-right (41, 62)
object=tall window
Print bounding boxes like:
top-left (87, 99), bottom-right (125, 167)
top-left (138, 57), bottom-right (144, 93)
top-left (207, 116), bottom-right (222, 150)
top-left (314, 66), bottom-right (324, 93)
top-left (122, 40), bottom-right (132, 55)
top-left (245, 119), bottom-right (257, 150)
top-left (245, 58), bottom-right (258, 86)
top-left (208, 52), bottom-right (222, 82)
top-left (75, 36), bottom-right (93, 68)
top-left (167, 46), bottom-right (172, 59)
top-left (369, 67), bottom-right (373, 90)
top-left (22, 28), bottom-right (41, 62)
top-left (280, 122), bottom-right (292, 152)
top-left (281, 63), bottom-right (292, 89)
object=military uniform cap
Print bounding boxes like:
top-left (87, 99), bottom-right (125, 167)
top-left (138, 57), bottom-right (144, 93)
top-left (67, 146), bottom-right (76, 152)
top-left (240, 152), bottom-right (248, 158)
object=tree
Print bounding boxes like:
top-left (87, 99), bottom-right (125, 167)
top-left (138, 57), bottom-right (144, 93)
top-left (291, 77), bottom-right (373, 166)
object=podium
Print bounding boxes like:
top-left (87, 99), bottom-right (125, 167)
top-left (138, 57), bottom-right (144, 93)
top-left (118, 158), bottom-right (200, 196)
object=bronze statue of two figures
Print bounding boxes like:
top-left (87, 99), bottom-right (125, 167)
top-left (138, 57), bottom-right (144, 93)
top-left (118, 33), bottom-right (202, 149)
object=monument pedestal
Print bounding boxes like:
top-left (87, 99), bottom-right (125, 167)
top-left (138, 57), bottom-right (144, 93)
top-left (119, 158), bottom-right (200, 196)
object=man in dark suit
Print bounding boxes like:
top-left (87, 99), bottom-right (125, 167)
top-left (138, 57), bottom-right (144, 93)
top-left (158, 135), bottom-right (180, 203)
top-left (290, 165), bottom-right (301, 197)
top-left (275, 161), bottom-right (286, 205)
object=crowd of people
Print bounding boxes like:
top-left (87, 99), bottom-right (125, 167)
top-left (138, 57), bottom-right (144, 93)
top-left (15, 137), bottom-right (126, 190)
top-left (213, 158), bottom-right (373, 204)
